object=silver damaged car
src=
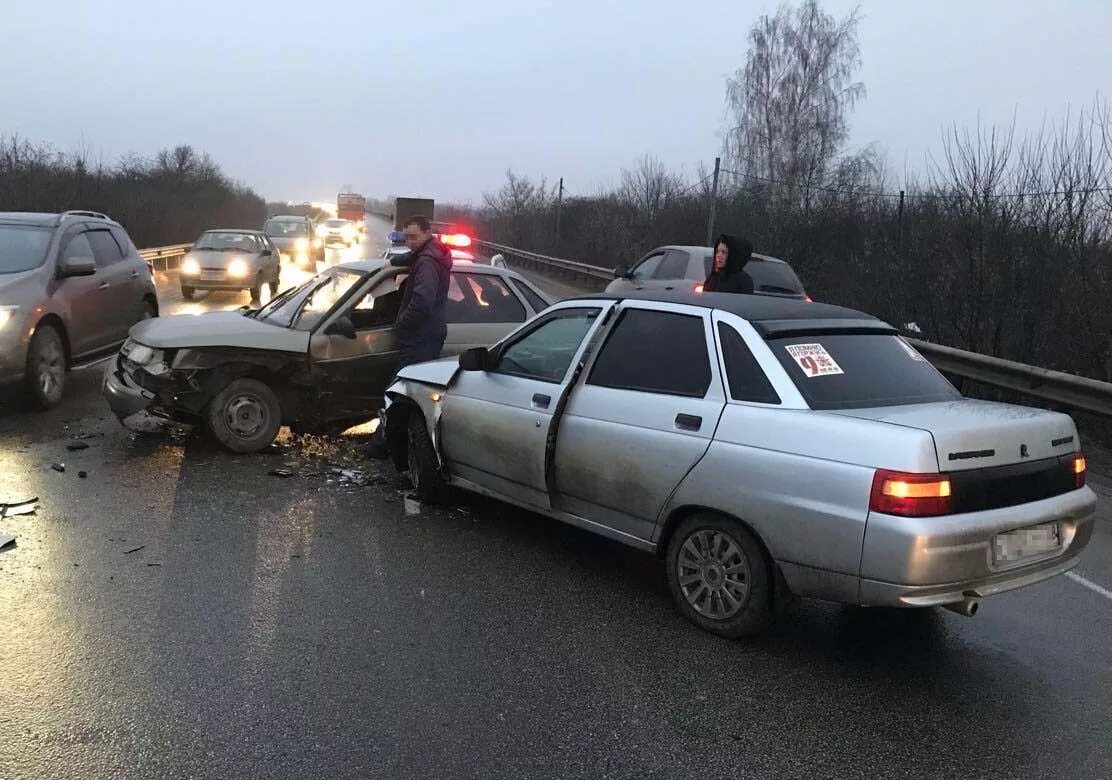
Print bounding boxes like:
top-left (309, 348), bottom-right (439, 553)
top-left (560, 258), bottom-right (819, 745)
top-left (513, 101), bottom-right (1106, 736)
top-left (384, 290), bottom-right (1097, 638)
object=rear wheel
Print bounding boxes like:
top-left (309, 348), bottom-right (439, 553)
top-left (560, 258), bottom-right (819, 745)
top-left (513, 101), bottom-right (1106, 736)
top-left (24, 323), bottom-right (66, 410)
top-left (407, 412), bottom-right (447, 504)
top-left (181, 286), bottom-right (195, 300)
top-left (205, 378), bottom-right (282, 453)
top-left (665, 513), bottom-right (773, 639)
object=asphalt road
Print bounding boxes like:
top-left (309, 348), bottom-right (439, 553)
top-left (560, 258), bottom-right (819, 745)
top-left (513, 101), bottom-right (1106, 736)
top-left (1, 216), bottom-right (1111, 779)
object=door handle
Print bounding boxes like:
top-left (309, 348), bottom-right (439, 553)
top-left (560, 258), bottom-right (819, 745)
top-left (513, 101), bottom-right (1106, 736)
top-left (532, 393), bottom-right (551, 409)
top-left (99, 282), bottom-right (111, 290)
top-left (675, 413), bottom-right (702, 431)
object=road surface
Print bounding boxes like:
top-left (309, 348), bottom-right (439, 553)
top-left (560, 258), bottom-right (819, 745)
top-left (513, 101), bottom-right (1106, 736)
top-left (1, 214), bottom-right (1110, 779)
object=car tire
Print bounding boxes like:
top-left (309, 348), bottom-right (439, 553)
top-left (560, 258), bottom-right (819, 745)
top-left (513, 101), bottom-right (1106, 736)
top-left (204, 378), bottom-right (282, 453)
top-left (24, 323), bottom-right (66, 410)
top-left (140, 300), bottom-right (157, 321)
top-left (181, 286), bottom-right (195, 300)
top-left (665, 513), bottom-right (773, 639)
top-left (407, 412), bottom-right (447, 504)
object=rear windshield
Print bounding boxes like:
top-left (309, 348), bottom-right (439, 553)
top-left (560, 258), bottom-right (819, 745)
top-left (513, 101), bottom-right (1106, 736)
top-left (703, 256), bottom-right (805, 295)
top-left (265, 220), bottom-right (307, 237)
top-left (770, 333), bottom-right (961, 410)
top-left (0, 225), bottom-right (52, 273)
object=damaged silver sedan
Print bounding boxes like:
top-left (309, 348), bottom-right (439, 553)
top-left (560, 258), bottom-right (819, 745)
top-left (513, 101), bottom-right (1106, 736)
top-left (103, 260), bottom-right (551, 452)
top-left (385, 291), bottom-right (1097, 638)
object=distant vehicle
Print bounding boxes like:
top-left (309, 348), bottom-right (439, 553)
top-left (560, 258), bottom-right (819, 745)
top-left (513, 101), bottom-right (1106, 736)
top-left (385, 289), bottom-right (1096, 637)
top-left (393, 197), bottom-right (435, 230)
top-left (337, 193), bottom-right (366, 232)
top-left (179, 229), bottom-right (281, 302)
top-left (317, 218), bottom-right (357, 247)
top-left (263, 215), bottom-right (323, 270)
top-left (607, 245), bottom-right (809, 300)
top-left (0, 210), bottom-right (158, 409)
top-left (103, 261), bottom-right (553, 453)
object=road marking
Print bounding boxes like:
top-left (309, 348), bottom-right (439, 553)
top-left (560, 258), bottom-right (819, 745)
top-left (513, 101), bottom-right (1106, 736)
top-left (1067, 571), bottom-right (1112, 602)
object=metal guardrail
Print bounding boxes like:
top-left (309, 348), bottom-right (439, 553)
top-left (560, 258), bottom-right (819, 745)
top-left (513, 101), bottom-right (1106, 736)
top-left (138, 244), bottom-right (192, 272)
top-left (477, 239), bottom-right (1112, 416)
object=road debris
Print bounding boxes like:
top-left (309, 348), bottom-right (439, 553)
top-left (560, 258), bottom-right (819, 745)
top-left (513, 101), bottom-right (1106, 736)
top-left (66, 442), bottom-right (89, 452)
top-left (70, 433), bottom-right (97, 440)
top-left (268, 468), bottom-right (295, 478)
top-left (51, 463), bottom-right (65, 473)
top-left (78, 471), bottom-right (88, 479)
top-left (404, 495), bottom-right (423, 516)
top-left (0, 533), bottom-right (15, 551)
top-left (123, 546), bottom-right (145, 555)
top-left (1, 498), bottom-right (38, 518)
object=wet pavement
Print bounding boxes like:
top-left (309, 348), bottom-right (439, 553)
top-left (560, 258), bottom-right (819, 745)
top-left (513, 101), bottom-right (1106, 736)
top-left (1, 217), bottom-right (1111, 779)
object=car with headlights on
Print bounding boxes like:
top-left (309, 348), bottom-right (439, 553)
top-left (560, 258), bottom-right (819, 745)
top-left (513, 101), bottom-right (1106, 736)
top-left (104, 260), bottom-right (552, 452)
top-left (0, 210), bottom-right (158, 409)
top-left (264, 215), bottom-right (323, 270)
top-left (384, 290), bottom-right (1095, 638)
top-left (179, 229), bottom-right (281, 302)
top-left (317, 218), bottom-right (358, 247)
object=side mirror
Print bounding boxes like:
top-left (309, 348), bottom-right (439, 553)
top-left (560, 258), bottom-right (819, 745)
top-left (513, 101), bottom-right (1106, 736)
top-left (490, 253), bottom-right (507, 269)
top-left (325, 315), bottom-right (357, 339)
top-left (261, 249), bottom-right (273, 257)
top-left (59, 256), bottom-right (96, 278)
top-left (459, 346), bottom-right (490, 372)
top-left (613, 265), bottom-right (631, 279)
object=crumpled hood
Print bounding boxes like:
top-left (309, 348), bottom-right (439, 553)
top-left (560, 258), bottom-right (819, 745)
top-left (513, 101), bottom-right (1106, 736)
top-left (128, 311), bottom-right (310, 353)
top-left (395, 356), bottom-right (458, 388)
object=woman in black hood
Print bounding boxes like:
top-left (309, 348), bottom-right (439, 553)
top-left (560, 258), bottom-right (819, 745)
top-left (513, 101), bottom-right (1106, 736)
top-left (704, 234), bottom-right (755, 294)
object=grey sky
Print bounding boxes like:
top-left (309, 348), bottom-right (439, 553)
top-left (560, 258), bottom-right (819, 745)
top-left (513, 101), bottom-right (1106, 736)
top-left (2, 1), bottom-right (1109, 204)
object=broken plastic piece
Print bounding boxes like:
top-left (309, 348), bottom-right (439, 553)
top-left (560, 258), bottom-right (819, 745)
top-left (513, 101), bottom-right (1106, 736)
top-left (0, 534), bottom-right (15, 551)
top-left (51, 463), bottom-right (65, 473)
top-left (268, 469), bottom-right (295, 478)
top-left (78, 471), bottom-right (88, 479)
top-left (66, 442), bottom-right (89, 451)
top-left (1, 498), bottom-right (38, 518)
top-left (123, 545), bottom-right (145, 554)
top-left (71, 433), bottom-right (96, 440)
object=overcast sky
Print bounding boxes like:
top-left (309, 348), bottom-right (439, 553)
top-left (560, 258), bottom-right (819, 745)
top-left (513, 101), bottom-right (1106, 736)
top-left (2, 1), bottom-right (1109, 204)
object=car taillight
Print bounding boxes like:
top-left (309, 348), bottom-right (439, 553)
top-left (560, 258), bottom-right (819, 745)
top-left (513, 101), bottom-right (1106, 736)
top-left (869, 469), bottom-right (952, 517)
top-left (804, 294), bottom-right (813, 302)
top-left (441, 233), bottom-right (472, 248)
top-left (1072, 453), bottom-right (1087, 488)
top-left (692, 283), bottom-right (704, 293)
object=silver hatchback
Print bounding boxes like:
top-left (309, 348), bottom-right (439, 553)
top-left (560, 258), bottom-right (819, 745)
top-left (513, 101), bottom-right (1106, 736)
top-left (0, 211), bottom-right (158, 408)
top-left (385, 291), bottom-right (1096, 638)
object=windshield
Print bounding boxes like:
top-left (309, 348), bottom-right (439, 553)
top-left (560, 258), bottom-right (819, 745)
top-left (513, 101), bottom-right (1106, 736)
top-left (771, 333), bottom-right (961, 410)
top-left (0, 225), bottom-right (52, 274)
top-left (324, 219), bottom-right (348, 228)
top-left (193, 232), bottom-right (259, 251)
top-left (703, 255), bottom-right (806, 295)
top-left (264, 220), bottom-right (308, 237)
top-left (254, 267), bottom-right (365, 330)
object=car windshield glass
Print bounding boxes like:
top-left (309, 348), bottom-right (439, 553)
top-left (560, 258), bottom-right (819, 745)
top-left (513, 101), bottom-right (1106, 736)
top-left (193, 232), bottom-right (258, 251)
top-left (325, 220), bottom-right (347, 227)
top-left (0, 225), bottom-right (52, 273)
top-left (770, 333), bottom-right (961, 409)
top-left (293, 269), bottom-right (366, 331)
top-left (254, 273), bottom-right (331, 328)
top-left (702, 255), bottom-right (805, 294)
top-left (265, 221), bottom-right (307, 237)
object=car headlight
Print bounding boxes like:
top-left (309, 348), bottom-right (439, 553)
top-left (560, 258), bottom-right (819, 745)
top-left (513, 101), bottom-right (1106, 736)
top-left (313, 238), bottom-right (323, 249)
top-left (315, 225), bottom-right (328, 237)
top-left (295, 237), bottom-right (309, 251)
top-left (0, 305), bottom-right (18, 329)
top-left (128, 344), bottom-right (155, 364)
top-left (181, 257), bottom-right (200, 275)
top-left (227, 258), bottom-right (249, 278)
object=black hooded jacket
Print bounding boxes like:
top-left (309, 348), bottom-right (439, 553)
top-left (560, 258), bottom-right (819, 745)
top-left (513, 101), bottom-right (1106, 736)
top-left (704, 234), bottom-right (754, 294)
top-left (391, 237), bottom-right (453, 350)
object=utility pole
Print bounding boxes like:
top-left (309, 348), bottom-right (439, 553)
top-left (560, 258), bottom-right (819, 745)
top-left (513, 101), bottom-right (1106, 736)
top-left (705, 157), bottom-right (721, 246)
top-left (555, 177), bottom-right (564, 248)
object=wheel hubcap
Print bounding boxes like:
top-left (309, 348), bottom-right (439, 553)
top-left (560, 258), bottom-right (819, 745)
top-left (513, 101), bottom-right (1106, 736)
top-left (224, 394), bottom-right (267, 438)
top-left (677, 529), bottom-right (751, 620)
top-left (37, 339), bottom-right (64, 399)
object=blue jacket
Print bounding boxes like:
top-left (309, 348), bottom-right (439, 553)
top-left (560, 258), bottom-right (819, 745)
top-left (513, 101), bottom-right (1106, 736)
top-left (391, 237), bottom-right (453, 349)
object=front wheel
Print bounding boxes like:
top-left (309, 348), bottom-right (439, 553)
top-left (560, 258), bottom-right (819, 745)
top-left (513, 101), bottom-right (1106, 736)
top-left (665, 513), bottom-right (774, 639)
top-left (204, 378), bottom-right (282, 453)
top-left (407, 412), bottom-right (447, 503)
top-left (24, 323), bottom-right (66, 410)
top-left (181, 286), bottom-right (195, 301)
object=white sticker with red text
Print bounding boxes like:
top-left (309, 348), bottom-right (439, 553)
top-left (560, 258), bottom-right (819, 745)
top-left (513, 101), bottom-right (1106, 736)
top-left (786, 343), bottom-right (844, 378)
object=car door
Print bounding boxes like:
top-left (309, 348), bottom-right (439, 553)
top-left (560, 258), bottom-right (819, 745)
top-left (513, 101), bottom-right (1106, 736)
top-left (442, 271), bottom-right (530, 355)
top-left (85, 227), bottom-right (138, 344)
top-left (55, 230), bottom-right (114, 357)
top-left (648, 249), bottom-right (695, 292)
top-left (551, 302), bottom-right (727, 542)
top-left (438, 305), bottom-right (610, 510)
top-left (608, 251), bottom-right (664, 293)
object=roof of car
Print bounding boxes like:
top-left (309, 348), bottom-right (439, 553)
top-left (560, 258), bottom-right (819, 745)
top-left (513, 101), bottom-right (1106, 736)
top-left (266, 215), bottom-right (310, 221)
top-left (202, 228), bottom-right (264, 235)
top-left (0, 211), bottom-right (121, 227)
top-left (657, 245), bottom-right (787, 265)
top-left (338, 257), bottom-right (519, 278)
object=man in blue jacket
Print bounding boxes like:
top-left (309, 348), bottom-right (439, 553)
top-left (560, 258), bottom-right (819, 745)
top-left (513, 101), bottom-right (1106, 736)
top-left (362, 214), bottom-right (452, 459)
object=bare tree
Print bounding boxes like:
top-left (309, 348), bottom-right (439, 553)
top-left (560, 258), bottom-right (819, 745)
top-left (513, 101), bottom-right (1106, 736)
top-left (617, 155), bottom-right (684, 220)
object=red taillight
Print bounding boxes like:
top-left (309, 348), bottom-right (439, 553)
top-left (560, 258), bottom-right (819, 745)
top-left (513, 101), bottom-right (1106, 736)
top-left (869, 469), bottom-right (952, 517)
top-left (441, 233), bottom-right (472, 248)
top-left (692, 283), bottom-right (704, 293)
top-left (1073, 453), bottom-right (1087, 488)
top-left (804, 294), bottom-right (813, 302)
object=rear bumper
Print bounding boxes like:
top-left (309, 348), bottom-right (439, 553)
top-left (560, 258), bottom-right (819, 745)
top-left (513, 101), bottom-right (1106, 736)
top-left (858, 486), bottom-right (1097, 607)
top-left (103, 362), bottom-right (156, 418)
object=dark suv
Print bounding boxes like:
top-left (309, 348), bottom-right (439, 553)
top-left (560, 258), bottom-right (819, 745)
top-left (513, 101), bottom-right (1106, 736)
top-left (0, 211), bottom-right (158, 408)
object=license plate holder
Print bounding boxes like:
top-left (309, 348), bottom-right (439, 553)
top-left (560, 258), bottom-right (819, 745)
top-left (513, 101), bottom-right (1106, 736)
top-left (993, 521), bottom-right (1061, 565)
top-left (201, 270), bottom-right (223, 281)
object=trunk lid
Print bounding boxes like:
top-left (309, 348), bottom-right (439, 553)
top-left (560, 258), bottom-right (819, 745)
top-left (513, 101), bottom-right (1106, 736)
top-left (831, 399), bottom-right (1078, 471)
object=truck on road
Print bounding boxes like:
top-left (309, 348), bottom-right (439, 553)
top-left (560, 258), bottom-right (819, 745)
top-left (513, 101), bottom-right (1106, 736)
top-left (337, 193), bottom-right (366, 231)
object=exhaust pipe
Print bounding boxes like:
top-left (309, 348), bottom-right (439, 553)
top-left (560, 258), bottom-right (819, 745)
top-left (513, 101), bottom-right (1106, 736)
top-left (942, 597), bottom-right (979, 617)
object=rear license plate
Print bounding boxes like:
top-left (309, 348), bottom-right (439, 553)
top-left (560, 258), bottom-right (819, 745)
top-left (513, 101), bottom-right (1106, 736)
top-left (993, 522), bottom-right (1061, 564)
top-left (201, 270), bottom-right (223, 281)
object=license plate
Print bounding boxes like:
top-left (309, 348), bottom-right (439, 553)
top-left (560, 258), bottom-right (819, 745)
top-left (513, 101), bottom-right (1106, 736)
top-left (201, 270), bottom-right (223, 281)
top-left (993, 522), bottom-right (1061, 564)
